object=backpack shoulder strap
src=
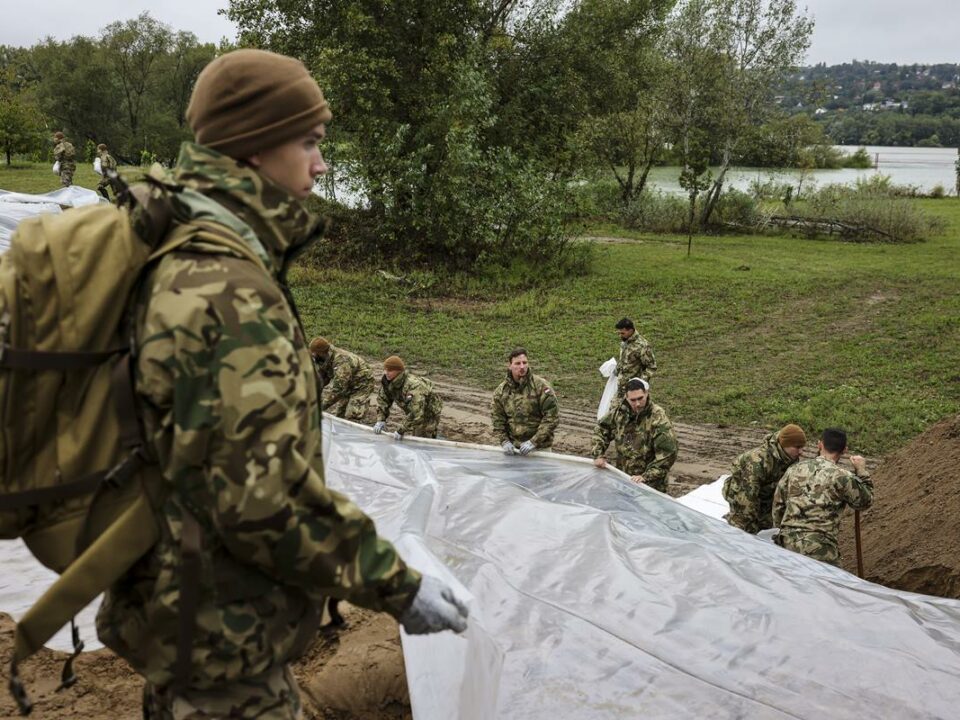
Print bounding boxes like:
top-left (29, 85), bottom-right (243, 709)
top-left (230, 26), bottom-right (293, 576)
top-left (150, 219), bottom-right (270, 275)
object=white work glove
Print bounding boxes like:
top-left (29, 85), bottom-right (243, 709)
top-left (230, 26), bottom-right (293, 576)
top-left (518, 440), bottom-right (536, 456)
top-left (373, 421), bottom-right (386, 434)
top-left (393, 430), bottom-right (404, 441)
top-left (501, 441), bottom-right (517, 455)
top-left (400, 575), bottom-right (469, 635)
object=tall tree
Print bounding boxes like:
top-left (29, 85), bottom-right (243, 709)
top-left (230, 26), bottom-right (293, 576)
top-left (0, 68), bottom-right (44, 165)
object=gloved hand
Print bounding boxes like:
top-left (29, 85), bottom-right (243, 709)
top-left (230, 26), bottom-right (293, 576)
top-left (393, 430), bottom-right (404, 441)
top-left (518, 440), bottom-right (536, 455)
top-left (373, 421), bottom-right (386, 434)
top-left (400, 575), bottom-right (469, 635)
top-left (501, 441), bottom-right (517, 455)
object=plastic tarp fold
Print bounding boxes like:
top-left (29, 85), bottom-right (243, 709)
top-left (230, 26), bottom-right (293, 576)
top-left (323, 417), bottom-right (960, 719)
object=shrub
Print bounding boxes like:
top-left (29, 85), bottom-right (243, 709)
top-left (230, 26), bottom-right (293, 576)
top-left (929, 184), bottom-right (946, 199)
top-left (842, 147), bottom-right (874, 169)
top-left (713, 189), bottom-right (764, 229)
top-left (620, 190), bottom-right (688, 233)
top-left (748, 176), bottom-right (794, 201)
top-left (789, 183), bottom-right (944, 243)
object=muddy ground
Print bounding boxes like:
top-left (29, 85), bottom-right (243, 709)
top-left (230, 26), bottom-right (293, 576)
top-left (0, 376), bottom-right (902, 720)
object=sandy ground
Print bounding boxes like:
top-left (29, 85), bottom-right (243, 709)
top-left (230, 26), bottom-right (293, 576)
top-left (0, 375), bottom-right (889, 719)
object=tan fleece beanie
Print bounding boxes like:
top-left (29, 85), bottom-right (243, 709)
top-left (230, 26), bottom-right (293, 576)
top-left (186, 48), bottom-right (333, 159)
top-left (309, 337), bottom-right (330, 357)
top-left (383, 356), bottom-right (405, 372)
top-left (778, 424), bottom-right (807, 448)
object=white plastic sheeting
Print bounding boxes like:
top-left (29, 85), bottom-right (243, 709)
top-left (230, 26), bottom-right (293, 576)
top-left (323, 417), bottom-right (960, 719)
top-left (3, 418), bottom-right (960, 718)
top-left (0, 186), bottom-right (103, 250)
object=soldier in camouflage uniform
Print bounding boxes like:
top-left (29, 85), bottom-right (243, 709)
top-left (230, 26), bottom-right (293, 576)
top-left (722, 424), bottom-right (806, 534)
top-left (96, 142), bottom-right (121, 200)
top-left (772, 428), bottom-right (873, 567)
top-left (309, 336), bottom-right (376, 422)
top-left (591, 378), bottom-right (677, 493)
top-left (373, 355), bottom-right (443, 439)
top-left (491, 347), bottom-right (559, 455)
top-left (96, 50), bottom-right (467, 720)
top-left (614, 318), bottom-right (657, 398)
top-left (52, 131), bottom-right (76, 187)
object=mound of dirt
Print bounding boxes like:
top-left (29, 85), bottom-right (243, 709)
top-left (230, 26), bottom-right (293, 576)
top-left (839, 414), bottom-right (960, 598)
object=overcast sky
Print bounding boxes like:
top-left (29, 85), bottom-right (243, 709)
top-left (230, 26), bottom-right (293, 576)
top-left (0, 0), bottom-right (957, 66)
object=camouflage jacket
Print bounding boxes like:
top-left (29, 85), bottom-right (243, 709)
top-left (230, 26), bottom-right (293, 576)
top-left (591, 398), bottom-right (677, 489)
top-left (54, 140), bottom-right (76, 166)
top-left (772, 456), bottom-right (873, 540)
top-left (99, 150), bottom-right (117, 173)
top-left (317, 346), bottom-right (376, 409)
top-left (491, 372), bottom-right (559, 448)
top-left (617, 331), bottom-right (656, 392)
top-left (376, 371), bottom-right (442, 434)
top-left (96, 143), bottom-right (421, 690)
top-left (722, 433), bottom-right (798, 534)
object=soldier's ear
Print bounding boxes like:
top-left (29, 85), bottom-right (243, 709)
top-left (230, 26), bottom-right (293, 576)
top-left (246, 154), bottom-right (262, 168)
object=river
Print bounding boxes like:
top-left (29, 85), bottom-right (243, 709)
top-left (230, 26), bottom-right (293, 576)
top-left (644, 145), bottom-right (959, 195)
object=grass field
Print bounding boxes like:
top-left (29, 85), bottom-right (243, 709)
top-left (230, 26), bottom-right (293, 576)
top-left (0, 161), bottom-right (105, 195)
top-left (3, 162), bottom-right (957, 454)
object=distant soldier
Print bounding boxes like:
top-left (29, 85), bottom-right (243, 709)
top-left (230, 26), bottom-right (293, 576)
top-left (374, 355), bottom-right (443, 439)
top-left (614, 317), bottom-right (657, 398)
top-left (722, 424), bottom-right (806, 534)
top-left (95, 143), bottom-right (120, 200)
top-left (591, 378), bottom-right (677, 493)
top-left (491, 347), bottom-right (559, 456)
top-left (773, 428), bottom-right (873, 567)
top-left (309, 336), bottom-right (376, 421)
top-left (52, 131), bottom-right (76, 187)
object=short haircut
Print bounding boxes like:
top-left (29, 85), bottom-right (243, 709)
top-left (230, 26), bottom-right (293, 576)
top-left (821, 428), bottom-right (847, 454)
top-left (508, 347), bottom-right (528, 362)
top-left (615, 318), bottom-right (635, 330)
top-left (625, 378), bottom-right (649, 393)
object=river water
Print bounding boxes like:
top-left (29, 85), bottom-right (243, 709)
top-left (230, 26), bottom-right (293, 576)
top-left (644, 145), bottom-right (959, 195)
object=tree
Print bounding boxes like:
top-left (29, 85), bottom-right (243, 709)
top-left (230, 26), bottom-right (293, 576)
top-left (566, 0), bottom-right (675, 204)
top-left (227, 0), bottom-right (579, 272)
top-left (101, 14), bottom-right (174, 154)
top-left (0, 71), bottom-right (44, 165)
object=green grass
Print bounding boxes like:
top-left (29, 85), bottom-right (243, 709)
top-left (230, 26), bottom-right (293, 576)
top-left (290, 199), bottom-right (960, 456)
top-left (3, 161), bottom-right (957, 455)
top-left (0, 161), bottom-right (105, 195)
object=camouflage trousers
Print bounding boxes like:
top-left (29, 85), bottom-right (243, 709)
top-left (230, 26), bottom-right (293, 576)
top-left (327, 386), bottom-right (374, 422)
top-left (97, 175), bottom-right (122, 200)
top-left (776, 529), bottom-right (841, 567)
top-left (143, 665), bottom-right (302, 720)
top-left (406, 415), bottom-right (441, 439)
top-left (59, 163), bottom-right (76, 187)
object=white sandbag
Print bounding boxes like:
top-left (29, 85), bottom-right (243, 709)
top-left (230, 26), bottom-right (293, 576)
top-left (596, 357), bottom-right (618, 419)
top-left (52, 161), bottom-right (60, 175)
top-left (93, 157), bottom-right (103, 175)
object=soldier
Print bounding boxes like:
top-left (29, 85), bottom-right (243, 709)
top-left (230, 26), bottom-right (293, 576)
top-left (491, 347), bottom-right (559, 455)
top-left (722, 424), bottom-right (806, 534)
top-left (96, 49), bottom-right (467, 720)
top-left (52, 131), bottom-right (76, 187)
top-left (373, 355), bottom-right (443, 439)
top-left (309, 336), bottom-right (376, 422)
top-left (591, 378), bottom-right (677, 493)
top-left (772, 428), bottom-right (873, 567)
top-left (96, 143), bottom-right (120, 200)
top-left (614, 317), bottom-right (657, 398)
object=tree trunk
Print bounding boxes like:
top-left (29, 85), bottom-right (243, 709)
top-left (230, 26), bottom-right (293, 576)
top-left (700, 146), bottom-right (731, 227)
top-left (635, 159), bottom-right (655, 198)
top-left (686, 187), bottom-right (697, 257)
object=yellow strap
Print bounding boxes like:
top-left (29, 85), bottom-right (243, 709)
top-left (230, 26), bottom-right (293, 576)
top-left (13, 494), bottom-right (158, 662)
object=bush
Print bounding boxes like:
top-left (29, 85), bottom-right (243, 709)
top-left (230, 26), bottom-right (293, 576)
top-left (929, 184), bottom-right (946, 199)
top-left (713, 189), bottom-right (764, 229)
top-left (566, 177), bottom-right (623, 221)
top-left (620, 190), bottom-right (689, 233)
top-left (748, 176), bottom-right (794, 202)
top-left (789, 183), bottom-right (944, 243)
top-left (842, 147), bottom-right (874, 169)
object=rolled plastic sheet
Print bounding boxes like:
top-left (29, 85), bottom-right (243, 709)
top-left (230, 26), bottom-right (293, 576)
top-left (323, 416), bottom-right (960, 719)
top-left (0, 186), bottom-right (103, 249)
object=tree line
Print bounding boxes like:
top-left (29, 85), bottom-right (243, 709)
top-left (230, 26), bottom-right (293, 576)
top-left (0, 14), bottom-right (218, 166)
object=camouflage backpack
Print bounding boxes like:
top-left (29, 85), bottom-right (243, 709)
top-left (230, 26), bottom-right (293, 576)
top-left (0, 186), bottom-right (265, 713)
